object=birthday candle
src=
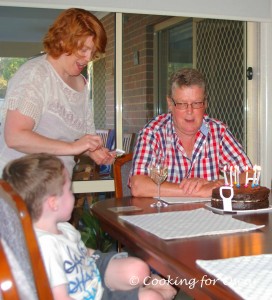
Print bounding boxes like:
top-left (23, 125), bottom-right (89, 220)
top-left (252, 165), bottom-right (257, 187)
top-left (223, 165), bottom-right (229, 185)
top-left (235, 166), bottom-right (240, 187)
top-left (229, 166), bottom-right (233, 187)
top-left (256, 166), bottom-right (261, 186)
top-left (233, 165), bottom-right (237, 185)
top-left (245, 166), bottom-right (248, 187)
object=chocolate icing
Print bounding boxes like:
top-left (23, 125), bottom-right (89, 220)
top-left (211, 185), bottom-right (270, 210)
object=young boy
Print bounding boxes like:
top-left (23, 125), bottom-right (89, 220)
top-left (2, 153), bottom-right (177, 300)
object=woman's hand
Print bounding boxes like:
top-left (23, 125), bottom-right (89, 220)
top-left (73, 134), bottom-right (103, 154)
top-left (88, 147), bottom-right (116, 165)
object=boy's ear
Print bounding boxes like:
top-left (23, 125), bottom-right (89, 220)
top-left (47, 195), bottom-right (59, 211)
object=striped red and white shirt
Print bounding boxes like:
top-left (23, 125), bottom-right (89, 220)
top-left (130, 113), bottom-right (252, 183)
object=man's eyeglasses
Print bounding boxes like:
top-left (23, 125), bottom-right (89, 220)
top-left (171, 98), bottom-right (205, 110)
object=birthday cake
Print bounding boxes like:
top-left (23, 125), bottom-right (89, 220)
top-left (211, 185), bottom-right (270, 210)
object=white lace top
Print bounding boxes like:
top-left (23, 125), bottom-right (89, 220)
top-left (0, 54), bottom-right (95, 176)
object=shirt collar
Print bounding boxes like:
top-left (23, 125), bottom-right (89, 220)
top-left (200, 114), bottom-right (209, 136)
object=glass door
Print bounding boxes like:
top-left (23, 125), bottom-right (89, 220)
top-left (155, 19), bottom-right (193, 114)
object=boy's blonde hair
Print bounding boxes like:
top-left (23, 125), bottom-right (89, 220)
top-left (2, 153), bottom-right (65, 221)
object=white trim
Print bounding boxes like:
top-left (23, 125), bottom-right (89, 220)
top-left (0, 0), bottom-right (271, 22)
top-left (72, 180), bottom-right (114, 194)
top-left (115, 13), bottom-right (123, 150)
top-left (246, 22), bottom-right (260, 164)
top-left (260, 22), bottom-right (272, 188)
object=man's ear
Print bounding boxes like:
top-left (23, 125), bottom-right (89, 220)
top-left (47, 195), bottom-right (59, 211)
top-left (167, 96), bottom-right (173, 112)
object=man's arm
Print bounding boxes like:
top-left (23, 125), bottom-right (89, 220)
top-left (130, 175), bottom-right (223, 198)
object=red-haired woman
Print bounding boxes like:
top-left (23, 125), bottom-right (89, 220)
top-left (0, 8), bottom-right (115, 177)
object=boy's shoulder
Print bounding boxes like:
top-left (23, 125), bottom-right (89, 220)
top-left (35, 222), bottom-right (78, 240)
top-left (57, 222), bottom-right (77, 232)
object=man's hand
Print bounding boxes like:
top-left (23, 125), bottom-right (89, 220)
top-left (178, 178), bottom-right (223, 197)
top-left (178, 178), bottom-right (207, 194)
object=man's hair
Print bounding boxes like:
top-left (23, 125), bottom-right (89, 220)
top-left (168, 68), bottom-right (207, 99)
top-left (43, 8), bottom-right (107, 59)
top-left (2, 153), bottom-right (65, 221)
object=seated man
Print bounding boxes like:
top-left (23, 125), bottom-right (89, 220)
top-left (3, 153), bottom-right (176, 300)
top-left (130, 68), bottom-right (253, 198)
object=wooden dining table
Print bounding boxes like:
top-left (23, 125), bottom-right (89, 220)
top-left (91, 196), bottom-right (272, 300)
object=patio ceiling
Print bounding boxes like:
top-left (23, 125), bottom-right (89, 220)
top-left (0, 6), bottom-right (107, 57)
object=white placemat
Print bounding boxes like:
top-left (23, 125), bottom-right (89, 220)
top-left (119, 208), bottom-right (264, 240)
top-left (159, 197), bottom-right (210, 204)
top-left (196, 255), bottom-right (272, 300)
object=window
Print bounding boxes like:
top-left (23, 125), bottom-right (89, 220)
top-left (155, 19), bottom-right (193, 114)
top-left (154, 18), bottom-right (246, 148)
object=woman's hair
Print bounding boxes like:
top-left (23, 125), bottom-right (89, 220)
top-left (168, 68), bottom-right (207, 100)
top-left (2, 153), bottom-right (65, 221)
top-left (43, 8), bottom-right (107, 59)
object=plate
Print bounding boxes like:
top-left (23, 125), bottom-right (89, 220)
top-left (205, 203), bottom-right (272, 215)
top-left (158, 197), bottom-right (211, 204)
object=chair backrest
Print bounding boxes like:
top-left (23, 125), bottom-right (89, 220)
top-left (123, 133), bottom-right (135, 153)
top-left (113, 153), bottom-right (133, 198)
top-left (0, 180), bottom-right (53, 300)
top-left (0, 239), bottom-right (20, 300)
top-left (105, 129), bottom-right (116, 150)
top-left (96, 129), bottom-right (110, 147)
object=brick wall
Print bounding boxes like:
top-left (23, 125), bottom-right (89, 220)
top-left (102, 13), bottom-right (169, 134)
top-left (102, 14), bottom-right (115, 129)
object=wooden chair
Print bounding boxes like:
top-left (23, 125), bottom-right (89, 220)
top-left (96, 129), bottom-right (110, 147)
top-left (0, 180), bottom-right (53, 300)
top-left (99, 129), bottom-right (116, 177)
top-left (112, 153), bottom-right (133, 251)
top-left (113, 153), bottom-right (133, 198)
top-left (123, 133), bottom-right (135, 153)
top-left (105, 129), bottom-right (116, 151)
